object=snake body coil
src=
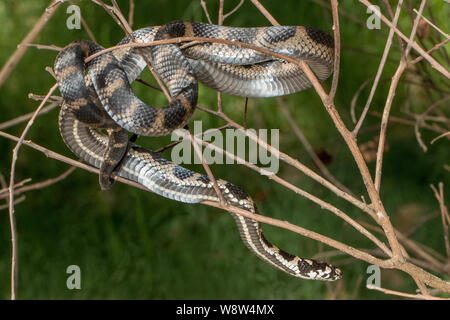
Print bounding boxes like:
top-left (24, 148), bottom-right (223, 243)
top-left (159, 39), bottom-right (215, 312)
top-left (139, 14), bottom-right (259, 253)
top-left (55, 21), bottom-right (341, 281)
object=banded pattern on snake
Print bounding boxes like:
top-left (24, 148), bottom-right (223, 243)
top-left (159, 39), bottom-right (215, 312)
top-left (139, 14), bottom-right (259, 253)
top-left (55, 21), bottom-right (341, 281)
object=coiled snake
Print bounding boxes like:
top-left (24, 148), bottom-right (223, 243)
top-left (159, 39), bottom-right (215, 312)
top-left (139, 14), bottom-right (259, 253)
top-left (55, 21), bottom-right (341, 281)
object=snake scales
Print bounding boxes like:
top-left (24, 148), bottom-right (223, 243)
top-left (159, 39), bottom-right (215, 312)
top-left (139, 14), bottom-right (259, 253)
top-left (55, 21), bottom-right (341, 281)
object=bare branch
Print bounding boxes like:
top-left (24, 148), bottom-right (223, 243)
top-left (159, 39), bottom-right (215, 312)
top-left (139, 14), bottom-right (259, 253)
top-left (0, 1), bottom-right (61, 87)
top-left (352, 0), bottom-right (403, 137)
top-left (374, 0), bottom-right (428, 191)
top-left (329, 0), bottom-right (340, 102)
top-left (7, 82), bottom-right (58, 300)
top-left (430, 183), bottom-right (450, 268)
top-left (359, 0), bottom-right (450, 79)
top-left (367, 284), bottom-right (449, 300)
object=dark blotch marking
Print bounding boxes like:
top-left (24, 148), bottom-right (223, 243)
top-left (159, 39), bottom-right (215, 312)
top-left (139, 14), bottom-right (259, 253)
top-left (173, 166), bottom-right (195, 180)
top-left (278, 249), bottom-right (296, 262)
top-left (162, 81), bottom-right (198, 130)
top-left (225, 182), bottom-right (248, 200)
top-left (180, 82), bottom-right (199, 105)
top-left (156, 20), bottom-right (186, 40)
top-left (265, 26), bottom-right (296, 43)
top-left (163, 99), bottom-right (187, 130)
top-left (192, 22), bottom-right (219, 38)
top-left (227, 27), bottom-right (258, 43)
top-left (197, 175), bottom-right (210, 184)
top-left (305, 26), bottom-right (334, 48)
top-left (55, 46), bottom-right (84, 73)
top-left (297, 259), bottom-right (339, 279)
top-left (81, 40), bottom-right (104, 55)
top-left (242, 60), bottom-right (275, 69)
top-left (117, 37), bottom-right (131, 46)
top-left (136, 102), bottom-right (159, 129)
top-left (260, 234), bottom-right (274, 249)
top-left (109, 85), bottom-right (134, 108)
top-left (59, 72), bottom-right (87, 102)
top-left (73, 102), bottom-right (106, 125)
top-left (95, 60), bottom-right (122, 90)
top-left (297, 260), bottom-right (315, 274)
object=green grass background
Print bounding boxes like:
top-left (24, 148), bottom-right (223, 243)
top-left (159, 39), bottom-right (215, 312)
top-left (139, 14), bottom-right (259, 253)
top-left (0, 0), bottom-right (448, 299)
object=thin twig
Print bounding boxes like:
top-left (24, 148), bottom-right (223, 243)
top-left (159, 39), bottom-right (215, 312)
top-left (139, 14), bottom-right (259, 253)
top-left (216, 0), bottom-right (225, 118)
top-left (360, 219), bottom-right (448, 275)
top-left (246, 0), bottom-right (450, 293)
top-left (223, 0), bottom-right (245, 21)
top-left (366, 284), bottom-right (448, 300)
top-left (0, 1), bottom-right (61, 88)
top-left (4, 0), bottom-right (449, 297)
top-left (359, 0), bottom-right (450, 79)
top-left (248, 0), bottom-right (280, 26)
top-left (0, 130), bottom-right (150, 192)
top-left (17, 43), bottom-right (62, 51)
top-left (153, 124), bottom-right (230, 153)
top-left (0, 178), bottom-right (32, 197)
top-left (188, 128), bottom-right (226, 205)
top-left (277, 97), bottom-right (353, 196)
top-left (352, 0), bottom-right (403, 137)
top-left (414, 95), bottom-right (450, 151)
top-left (369, 111), bottom-right (448, 135)
top-left (0, 101), bottom-right (60, 130)
top-left (413, 9), bottom-right (450, 40)
top-left (374, 0), bottom-right (427, 191)
top-left (218, 0), bottom-right (225, 25)
top-left (68, 0), bottom-right (97, 42)
top-left (0, 196), bottom-right (26, 211)
top-left (329, 0), bottom-right (340, 102)
top-left (1, 167), bottom-right (76, 200)
top-left (1, 127), bottom-right (393, 279)
top-left (430, 183), bottom-right (450, 268)
top-left (196, 104), bottom-right (371, 215)
top-left (310, 0), bottom-right (383, 32)
top-left (200, 0), bottom-right (213, 24)
top-left (95, 0), bottom-right (171, 101)
top-left (430, 131), bottom-right (450, 145)
top-left (188, 132), bottom-right (391, 256)
top-left (128, 0), bottom-right (135, 28)
top-left (8, 82), bottom-right (58, 300)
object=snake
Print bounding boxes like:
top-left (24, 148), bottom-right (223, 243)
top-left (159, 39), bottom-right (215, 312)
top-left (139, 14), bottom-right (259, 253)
top-left (54, 21), bottom-right (341, 281)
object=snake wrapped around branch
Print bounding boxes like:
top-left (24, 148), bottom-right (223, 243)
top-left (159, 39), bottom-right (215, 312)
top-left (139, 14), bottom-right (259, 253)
top-left (54, 21), bottom-right (341, 281)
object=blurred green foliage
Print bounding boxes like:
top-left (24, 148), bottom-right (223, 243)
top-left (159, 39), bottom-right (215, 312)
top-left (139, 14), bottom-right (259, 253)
top-left (0, 0), bottom-right (448, 299)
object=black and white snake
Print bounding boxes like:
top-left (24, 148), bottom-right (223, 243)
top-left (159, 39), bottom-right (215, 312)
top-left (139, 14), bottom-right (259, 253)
top-left (55, 21), bottom-right (341, 281)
